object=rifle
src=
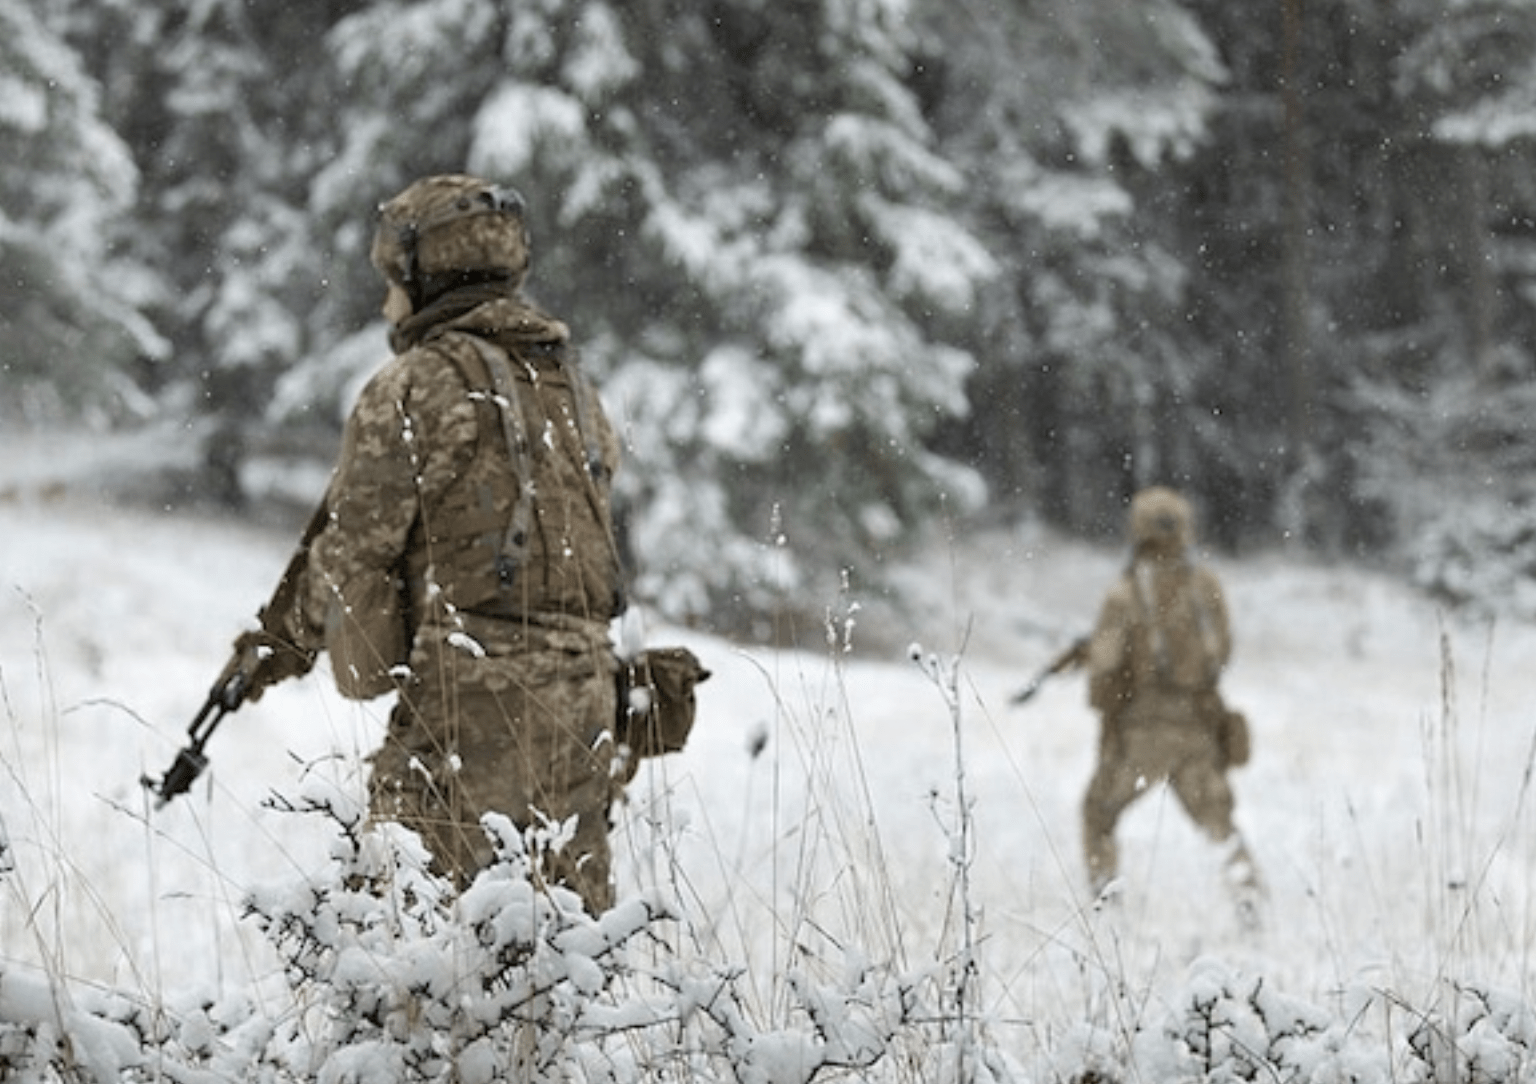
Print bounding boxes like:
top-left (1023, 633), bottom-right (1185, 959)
top-left (141, 668), bottom-right (251, 806)
top-left (1009, 635), bottom-right (1090, 706)
top-left (142, 495), bottom-right (329, 807)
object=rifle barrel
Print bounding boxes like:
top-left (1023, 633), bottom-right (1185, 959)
top-left (1010, 635), bottom-right (1089, 707)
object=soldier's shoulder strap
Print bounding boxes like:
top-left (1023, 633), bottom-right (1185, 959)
top-left (430, 331), bottom-right (536, 588)
top-left (434, 329), bottom-right (627, 611)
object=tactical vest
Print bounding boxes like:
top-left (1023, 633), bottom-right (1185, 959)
top-left (403, 330), bottom-right (621, 624)
top-left (1125, 558), bottom-right (1223, 692)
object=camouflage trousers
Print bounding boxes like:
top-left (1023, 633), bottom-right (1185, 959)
top-left (367, 616), bottom-right (620, 912)
top-left (1081, 690), bottom-right (1252, 896)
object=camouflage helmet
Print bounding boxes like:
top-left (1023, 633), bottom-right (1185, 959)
top-left (1128, 486), bottom-right (1194, 554)
top-left (370, 174), bottom-right (530, 300)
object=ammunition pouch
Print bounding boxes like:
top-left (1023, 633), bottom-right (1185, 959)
top-left (1198, 687), bottom-right (1250, 768)
top-left (1219, 705), bottom-right (1251, 767)
top-left (616, 647), bottom-right (710, 766)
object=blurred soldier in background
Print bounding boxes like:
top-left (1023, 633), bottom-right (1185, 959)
top-left (1081, 485), bottom-right (1261, 921)
top-left (219, 174), bottom-right (628, 911)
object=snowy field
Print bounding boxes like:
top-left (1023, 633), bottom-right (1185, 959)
top-left (4, 429), bottom-right (1536, 1074)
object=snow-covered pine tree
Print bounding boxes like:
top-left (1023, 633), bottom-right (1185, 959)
top-left (917, 0), bottom-right (1230, 539)
top-left (294, 0), bottom-right (996, 633)
top-left (1351, 0), bottom-right (1536, 612)
top-left (60, 0), bottom-right (349, 506)
top-left (0, 0), bottom-right (166, 424)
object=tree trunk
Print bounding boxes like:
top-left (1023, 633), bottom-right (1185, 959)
top-left (1279, 0), bottom-right (1313, 464)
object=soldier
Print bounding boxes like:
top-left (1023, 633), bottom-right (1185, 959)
top-left (1081, 486), bottom-right (1260, 918)
top-left (218, 174), bottom-right (628, 911)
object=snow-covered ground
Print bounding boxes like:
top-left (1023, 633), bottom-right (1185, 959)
top-left (3, 430), bottom-right (1535, 1063)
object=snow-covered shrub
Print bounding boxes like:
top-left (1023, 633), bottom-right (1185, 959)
top-left (0, 762), bottom-right (1031, 1083)
top-left (156, 778), bottom-right (1012, 1082)
top-left (1125, 965), bottom-right (1536, 1084)
top-left (15, 774), bottom-right (1536, 1081)
top-left (0, 970), bottom-right (150, 1084)
top-left (236, 779), bottom-right (689, 1082)
top-left (1130, 959), bottom-right (1392, 1084)
top-left (1402, 982), bottom-right (1536, 1084)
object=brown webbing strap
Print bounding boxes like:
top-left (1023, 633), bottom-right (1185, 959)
top-left (1131, 556), bottom-right (1222, 686)
top-left (458, 331), bottom-right (627, 615)
top-left (1131, 560), bottom-right (1170, 679)
top-left (463, 336), bottom-right (535, 587)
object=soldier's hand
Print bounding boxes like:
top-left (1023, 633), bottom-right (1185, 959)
top-left (217, 629), bottom-right (313, 705)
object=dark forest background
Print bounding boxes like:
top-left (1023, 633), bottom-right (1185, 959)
top-left (6, 0), bottom-right (1535, 633)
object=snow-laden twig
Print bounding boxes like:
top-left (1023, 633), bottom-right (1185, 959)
top-left (910, 636), bottom-right (988, 1082)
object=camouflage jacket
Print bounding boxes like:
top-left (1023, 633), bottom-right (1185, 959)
top-left (286, 290), bottom-right (623, 673)
top-left (1086, 554), bottom-right (1230, 716)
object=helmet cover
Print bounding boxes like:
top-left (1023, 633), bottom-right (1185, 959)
top-left (370, 174), bottom-right (530, 295)
top-left (1128, 486), bottom-right (1194, 553)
